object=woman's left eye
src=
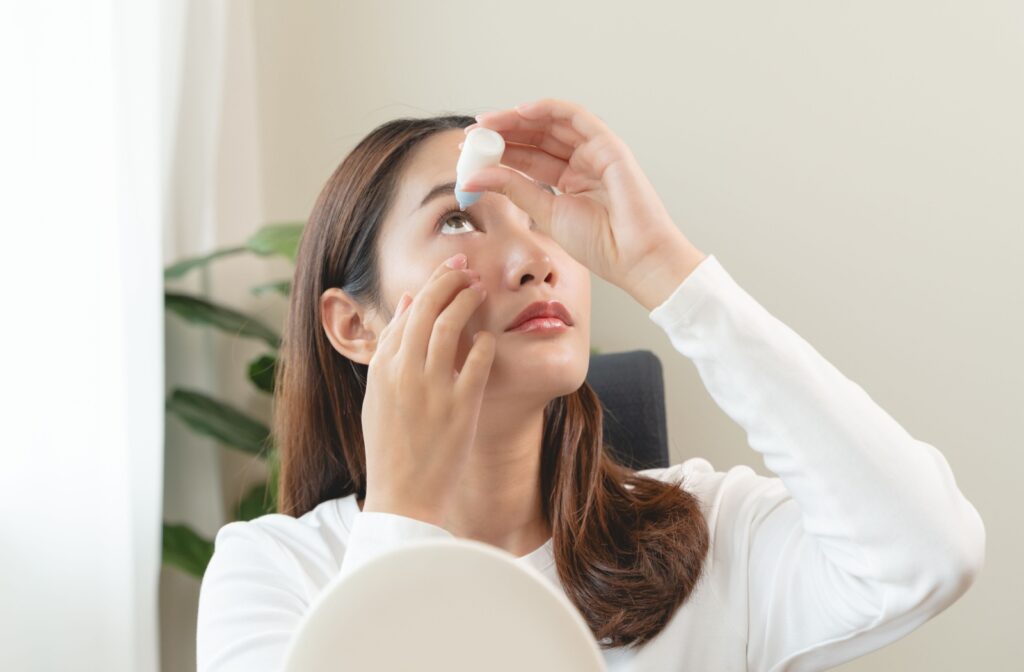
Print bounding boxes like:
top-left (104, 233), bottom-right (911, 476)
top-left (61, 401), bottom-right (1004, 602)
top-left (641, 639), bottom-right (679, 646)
top-left (435, 209), bottom-right (480, 236)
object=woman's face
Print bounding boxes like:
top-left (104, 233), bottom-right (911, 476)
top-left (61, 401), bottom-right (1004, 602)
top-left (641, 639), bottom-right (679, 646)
top-left (375, 128), bottom-right (592, 400)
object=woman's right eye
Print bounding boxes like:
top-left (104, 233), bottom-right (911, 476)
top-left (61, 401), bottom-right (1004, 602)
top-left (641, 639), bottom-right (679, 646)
top-left (435, 209), bottom-right (480, 236)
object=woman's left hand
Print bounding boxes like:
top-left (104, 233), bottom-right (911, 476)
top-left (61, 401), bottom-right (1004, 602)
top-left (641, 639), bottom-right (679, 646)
top-left (460, 98), bottom-right (707, 310)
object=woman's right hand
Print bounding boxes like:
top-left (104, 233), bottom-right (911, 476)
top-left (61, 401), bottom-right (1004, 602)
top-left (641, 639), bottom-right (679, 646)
top-left (360, 252), bottom-right (496, 527)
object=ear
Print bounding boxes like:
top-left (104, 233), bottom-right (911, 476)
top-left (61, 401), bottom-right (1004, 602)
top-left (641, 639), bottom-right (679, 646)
top-left (320, 287), bottom-right (383, 365)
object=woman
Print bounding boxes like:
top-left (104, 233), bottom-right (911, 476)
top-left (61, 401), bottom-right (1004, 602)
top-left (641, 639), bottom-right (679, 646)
top-left (196, 98), bottom-right (985, 671)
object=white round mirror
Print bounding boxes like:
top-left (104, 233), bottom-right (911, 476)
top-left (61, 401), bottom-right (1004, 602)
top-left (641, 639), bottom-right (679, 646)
top-left (283, 537), bottom-right (608, 671)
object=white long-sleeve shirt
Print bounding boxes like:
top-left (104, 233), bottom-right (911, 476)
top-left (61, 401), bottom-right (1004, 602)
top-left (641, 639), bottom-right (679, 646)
top-left (196, 253), bottom-right (985, 672)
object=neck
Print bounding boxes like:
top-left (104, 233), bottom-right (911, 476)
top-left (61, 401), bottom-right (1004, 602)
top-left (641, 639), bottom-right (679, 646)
top-left (356, 395), bottom-right (553, 558)
top-left (443, 401), bottom-right (552, 557)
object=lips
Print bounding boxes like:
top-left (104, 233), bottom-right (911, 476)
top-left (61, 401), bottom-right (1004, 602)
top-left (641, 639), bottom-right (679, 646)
top-left (505, 300), bottom-right (574, 332)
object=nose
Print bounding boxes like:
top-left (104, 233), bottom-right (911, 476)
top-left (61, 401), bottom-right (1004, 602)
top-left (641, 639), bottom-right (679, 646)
top-left (503, 240), bottom-right (557, 291)
top-left (482, 197), bottom-right (560, 291)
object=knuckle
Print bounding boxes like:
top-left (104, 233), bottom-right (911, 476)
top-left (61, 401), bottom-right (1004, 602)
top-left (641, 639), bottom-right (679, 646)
top-left (389, 349), bottom-right (408, 372)
top-left (433, 318), bottom-right (457, 337)
top-left (607, 133), bottom-right (629, 154)
top-left (458, 285), bottom-right (483, 305)
top-left (441, 267), bottom-right (470, 286)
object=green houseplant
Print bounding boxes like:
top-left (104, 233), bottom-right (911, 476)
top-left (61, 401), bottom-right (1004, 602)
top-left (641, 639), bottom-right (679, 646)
top-left (162, 222), bottom-right (602, 579)
top-left (162, 222), bottom-right (302, 578)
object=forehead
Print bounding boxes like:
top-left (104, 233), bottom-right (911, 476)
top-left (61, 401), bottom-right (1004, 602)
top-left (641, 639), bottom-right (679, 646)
top-left (378, 128), bottom-right (463, 255)
top-left (396, 129), bottom-right (463, 208)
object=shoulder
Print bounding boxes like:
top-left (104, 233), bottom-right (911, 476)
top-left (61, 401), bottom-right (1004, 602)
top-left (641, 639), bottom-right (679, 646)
top-left (635, 457), bottom-right (797, 596)
top-left (636, 457), bottom-right (792, 531)
top-left (634, 456), bottom-right (738, 500)
top-left (197, 499), bottom-right (357, 669)
top-left (209, 495), bottom-right (356, 586)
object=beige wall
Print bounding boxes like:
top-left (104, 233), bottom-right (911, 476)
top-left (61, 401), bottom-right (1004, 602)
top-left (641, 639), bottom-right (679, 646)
top-left (164, 1), bottom-right (1021, 669)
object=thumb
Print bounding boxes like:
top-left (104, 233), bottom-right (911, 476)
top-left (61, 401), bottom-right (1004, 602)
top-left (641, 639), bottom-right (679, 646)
top-left (461, 166), bottom-right (556, 236)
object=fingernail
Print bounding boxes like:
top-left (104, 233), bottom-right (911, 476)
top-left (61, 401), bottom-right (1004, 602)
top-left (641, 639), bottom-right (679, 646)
top-left (460, 171), bottom-right (481, 191)
top-left (445, 253), bottom-right (467, 269)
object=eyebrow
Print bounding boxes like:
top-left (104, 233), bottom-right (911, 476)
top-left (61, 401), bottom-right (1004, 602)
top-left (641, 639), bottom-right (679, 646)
top-left (411, 180), bottom-right (557, 215)
top-left (413, 181), bottom-right (457, 214)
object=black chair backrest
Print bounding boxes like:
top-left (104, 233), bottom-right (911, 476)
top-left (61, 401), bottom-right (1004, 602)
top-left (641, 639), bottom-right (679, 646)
top-left (584, 350), bottom-right (669, 471)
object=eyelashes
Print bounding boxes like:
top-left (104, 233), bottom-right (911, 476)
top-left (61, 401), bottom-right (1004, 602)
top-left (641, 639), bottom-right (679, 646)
top-left (433, 207), bottom-right (480, 235)
top-left (433, 189), bottom-right (549, 234)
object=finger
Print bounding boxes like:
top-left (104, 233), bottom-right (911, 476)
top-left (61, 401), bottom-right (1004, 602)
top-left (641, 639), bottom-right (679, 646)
top-left (470, 98), bottom-right (609, 146)
top-left (424, 282), bottom-right (486, 381)
top-left (513, 98), bottom-right (612, 141)
top-left (379, 255), bottom-right (476, 359)
top-left (400, 260), bottom-right (479, 366)
top-left (461, 128), bottom-right (575, 161)
top-left (491, 142), bottom-right (569, 187)
top-left (504, 100), bottom-right (630, 181)
top-left (467, 114), bottom-right (583, 152)
top-left (459, 165), bottom-right (556, 237)
top-left (390, 292), bottom-right (413, 330)
top-left (453, 330), bottom-right (496, 400)
top-left (376, 292), bottom-right (408, 341)
top-left (373, 291), bottom-right (412, 362)
top-left (467, 114), bottom-right (626, 183)
top-left (500, 131), bottom-right (575, 160)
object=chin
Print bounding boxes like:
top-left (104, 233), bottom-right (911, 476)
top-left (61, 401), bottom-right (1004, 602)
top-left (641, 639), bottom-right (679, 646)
top-left (490, 341), bottom-right (589, 395)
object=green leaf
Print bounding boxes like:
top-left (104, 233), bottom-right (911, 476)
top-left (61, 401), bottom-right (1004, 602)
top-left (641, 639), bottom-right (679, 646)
top-left (162, 523), bottom-right (214, 578)
top-left (248, 353), bottom-right (277, 394)
top-left (166, 388), bottom-right (271, 456)
top-left (162, 222), bottom-right (303, 280)
top-left (251, 279), bottom-right (292, 297)
top-left (245, 223), bottom-right (304, 262)
top-left (165, 292), bottom-right (281, 348)
top-left (236, 479), bottom-right (277, 521)
top-left (163, 246), bottom-right (247, 280)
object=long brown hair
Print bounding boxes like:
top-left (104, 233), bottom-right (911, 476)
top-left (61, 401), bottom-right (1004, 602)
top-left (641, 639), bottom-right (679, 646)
top-left (273, 114), bottom-right (710, 650)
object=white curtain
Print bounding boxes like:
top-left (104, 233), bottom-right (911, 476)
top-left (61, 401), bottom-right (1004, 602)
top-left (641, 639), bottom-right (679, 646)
top-left (0, 0), bottom-right (163, 671)
top-left (0, 1), bottom-right (234, 670)
top-left (159, 0), bottom-right (232, 670)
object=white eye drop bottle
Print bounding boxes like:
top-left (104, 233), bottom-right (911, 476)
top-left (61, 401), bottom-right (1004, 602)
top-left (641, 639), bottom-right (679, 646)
top-left (455, 127), bottom-right (505, 210)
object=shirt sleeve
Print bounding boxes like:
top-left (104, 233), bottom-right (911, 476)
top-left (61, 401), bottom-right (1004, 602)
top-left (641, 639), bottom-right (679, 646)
top-left (196, 511), bottom-right (454, 672)
top-left (648, 253), bottom-right (986, 672)
top-left (338, 510), bottom-right (456, 576)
